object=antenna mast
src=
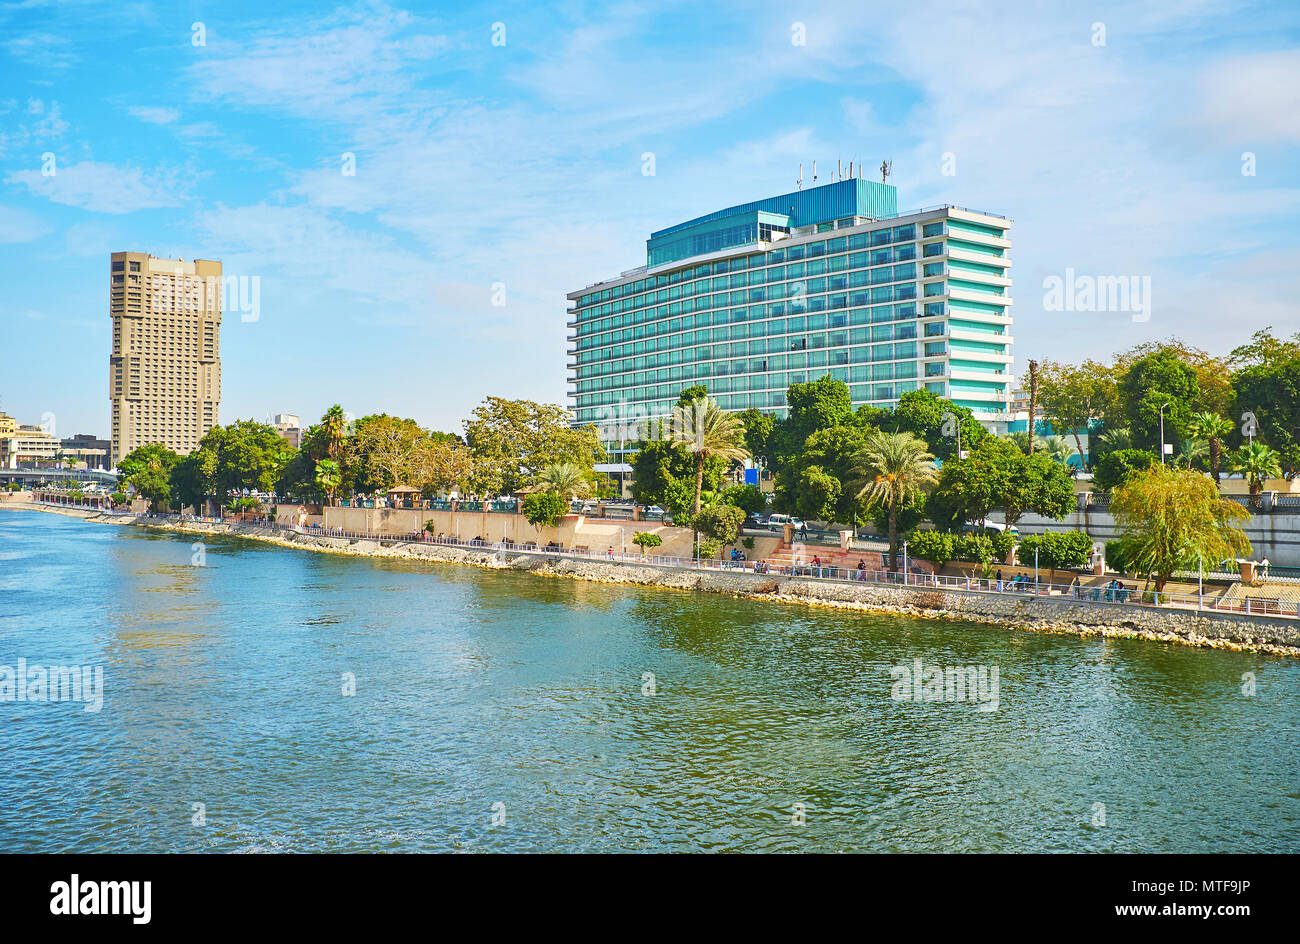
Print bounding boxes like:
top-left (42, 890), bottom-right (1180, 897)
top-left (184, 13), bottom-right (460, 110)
top-left (880, 159), bottom-right (893, 184)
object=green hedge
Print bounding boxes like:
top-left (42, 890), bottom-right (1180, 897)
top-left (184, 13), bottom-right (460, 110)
top-left (908, 531), bottom-right (954, 566)
top-left (1017, 531), bottom-right (1094, 570)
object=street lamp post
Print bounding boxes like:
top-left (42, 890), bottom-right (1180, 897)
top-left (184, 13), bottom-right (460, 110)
top-left (1159, 402), bottom-right (1171, 465)
top-left (903, 540), bottom-right (909, 584)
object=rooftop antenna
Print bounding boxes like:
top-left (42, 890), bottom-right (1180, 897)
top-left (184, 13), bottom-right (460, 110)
top-left (838, 159), bottom-right (842, 181)
top-left (796, 163), bottom-right (803, 191)
top-left (880, 159), bottom-right (893, 184)
top-left (812, 160), bottom-right (817, 184)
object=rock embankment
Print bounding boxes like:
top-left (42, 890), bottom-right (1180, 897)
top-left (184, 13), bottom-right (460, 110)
top-left (8, 503), bottom-right (1297, 657)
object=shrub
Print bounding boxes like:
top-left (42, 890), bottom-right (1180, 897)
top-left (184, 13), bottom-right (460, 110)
top-left (990, 530), bottom-right (1016, 562)
top-left (1017, 530), bottom-right (1093, 570)
top-left (693, 538), bottom-right (721, 559)
top-left (521, 491), bottom-right (566, 528)
top-left (908, 530), bottom-right (954, 567)
top-left (424, 519), bottom-right (436, 533)
top-left (741, 536), bottom-right (755, 551)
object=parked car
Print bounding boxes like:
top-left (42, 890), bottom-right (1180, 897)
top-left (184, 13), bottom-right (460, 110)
top-left (643, 505), bottom-right (666, 517)
top-left (743, 514), bottom-right (769, 530)
top-left (766, 514), bottom-right (807, 533)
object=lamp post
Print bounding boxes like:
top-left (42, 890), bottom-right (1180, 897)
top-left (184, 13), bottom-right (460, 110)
top-left (1159, 402), bottom-right (1171, 465)
top-left (903, 540), bottom-right (909, 584)
top-left (1035, 545), bottom-right (1039, 592)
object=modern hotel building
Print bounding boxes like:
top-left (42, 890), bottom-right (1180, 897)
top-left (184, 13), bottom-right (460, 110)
top-left (566, 179), bottom-right (1012, 459)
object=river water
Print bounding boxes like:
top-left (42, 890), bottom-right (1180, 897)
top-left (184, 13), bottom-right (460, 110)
top-left (0, 509), bottom-right (1296, 853)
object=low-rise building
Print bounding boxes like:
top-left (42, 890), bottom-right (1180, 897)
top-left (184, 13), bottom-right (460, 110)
top-left (1, 420), bottom-right (60, 469)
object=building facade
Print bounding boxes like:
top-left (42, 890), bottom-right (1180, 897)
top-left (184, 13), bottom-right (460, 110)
top-left (109, 252), bottom-right (222, 467)
top-left (567, 179), bottom-right (1012, 460)
top-left (272, 413), bottom-right (304, 449)
top-left (60, 433), bottom-right (111, 470)
top-left (0, 415), bottom-right (60, 469)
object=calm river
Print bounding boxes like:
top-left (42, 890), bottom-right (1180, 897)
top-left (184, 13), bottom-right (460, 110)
top-left (1, 509), bottom-right (1296, 852)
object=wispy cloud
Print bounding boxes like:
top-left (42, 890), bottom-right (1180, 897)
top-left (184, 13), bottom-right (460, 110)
top-left (7, 160), bottom-right (191, 213)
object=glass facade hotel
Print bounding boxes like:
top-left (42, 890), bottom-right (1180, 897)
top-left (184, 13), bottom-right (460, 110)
top-left (567, 179), bottom-right (1013, 458)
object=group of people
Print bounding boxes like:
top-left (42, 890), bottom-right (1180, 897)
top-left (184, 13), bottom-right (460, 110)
top-left (994, 570), bottom-right (1036, 593)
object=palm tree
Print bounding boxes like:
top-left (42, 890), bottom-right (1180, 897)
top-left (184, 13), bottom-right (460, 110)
top-left (1041, 435), bottom-right (1077, 469)
top-left (1231, 442), bottom-right (1282, 508)
top-left (314, 458), bottom-right (342, 507)
top-left (535, 461), bottom-right (592, 501)
top-left (855, 431), bottom-right (938, 571)
top-left (1174, 437), bottom-right (1208, 470)
top-left (667, 395), bottom-right (750, 518)
top-left (1098, 426), bottom-right (1132, 452)
top-left (321, 404), bottom-right (348, 462)
top-left (1186, 411), bottom-right (1233, 485)
top-left (1008, 430), bottom-right (1046, 455)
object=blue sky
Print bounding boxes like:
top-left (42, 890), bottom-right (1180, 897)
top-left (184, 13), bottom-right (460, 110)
top-left (2, 0), bottom-right (1298, 439)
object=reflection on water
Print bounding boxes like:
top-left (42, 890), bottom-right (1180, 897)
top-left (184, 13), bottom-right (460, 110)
top-left (0, 509), bottom-right (1297, 853)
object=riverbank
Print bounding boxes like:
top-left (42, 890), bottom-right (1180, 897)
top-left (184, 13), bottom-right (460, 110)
top-left (6, 501), bottom-right (1299, 657)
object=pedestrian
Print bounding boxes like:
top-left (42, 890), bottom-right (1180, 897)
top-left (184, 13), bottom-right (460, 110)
top-left (996, 569), bottom-right (1004, 592)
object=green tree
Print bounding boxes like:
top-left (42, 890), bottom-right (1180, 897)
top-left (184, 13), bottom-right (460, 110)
top-left (792, 465), bottom-right (841, 522)
top-left (1036, 359), bottom-right (1117, 468)
top-left (694, 503), bottom-right (745, 553)
top-left (1230, 338), bottom-right (1300, 477)
top-left (718, 483), bottom-right (766, 515)
top-left (736, 408), bottom-right (776, 469)
top-left (631, 531), bottom-right (662, 558)
top-left (117, 443), bottom-right (181, 511)
top-left (928, 437), bottom-right (1072, 529)
top-left (772, 423), bottom-right (875, 523)
top-left (314, 459), bottom-right (342, 506)
top-left (1230, 441), bottom-right (1283, 508)
top-left (465, 397), bottom-right (605, 495)
top-left (630, 439), bottom-right (726, 507)
top-left (1111, 465), bottom-right (1251, 591)
top-left (1186, 411), bottom-right (1233, 484)
top-left (666, 395), bottom-right (750, 523)
top-left (521, 491), bottom-right (567, 528)
top-left (1116, 348), bottom-right (1200, 451)
top-left (1091, 448), bottom-right (1156, 493)
top-left (346, 414), bottom-right (426, 495)
top-left (320, 404), bottom-right (350, 462)
top-left (886, 388), bottom-right (987, 461)
top-left (854, 431), bottom-right (938, 571)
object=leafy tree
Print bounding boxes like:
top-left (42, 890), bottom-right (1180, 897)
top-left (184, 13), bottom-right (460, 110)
top-left (1115, 346), bottom-right (1205, 451)
top-left (346, 414), bottom-right (425, 494)
top-left (465, 397), bottom-right (605, 495)
top-left (1111, 465), bottom-right (1250, 591)
top-left (855, 431), bottom-right (938, 570)
top-left (1230, 339), bottom-right (1300, 477)
top-left (782, 375), bottom-right (853, 446)
top-left (521, 491), bottom-right (567, 528)
top-left (736, 408), bottom-right (775, 468)
top-left (1186, 412), bottom-right (1233, 484)
top-left (1036, 359), bottom-right (1118, 468)
top-left (1016, 531), bottom-right (1093, 570)
top-left (676, 384), bottom-right (709, 407)
top-left (1229, 327), bottom-right (1300, 370)
top-left (118, 443), bottom-right (181, 511)
top-left (631, 531), bottom-right (662, 558)
top-left (110, 490), bottom-right (128, 506)
top-left (1230, 441), bottom-right (1283, 508)
top-left (694, 503), bottom-right (745, 551)
top-left (792, 465), bottom-right (841, 522)
top-left (718, 483), bottom-right (766, 515)
top-left (885, 388), bottom-right (987, 462)
top-left (170, 448), bottom-right (217, 512)
top-left (908, 530), bottom-right (954, 567)
top-left (928, 437), bottom-right (1072, 529)
top-left (1091, 448), bottom-right (1155, 493)
top-left (409, 436), bottom-right (475, 497)
top-left (630, 439), bottom-right (725, 507)
top-left (189, 420), bottom-right (294, 502)
top-left (772, 423), bottom-right (875, 523)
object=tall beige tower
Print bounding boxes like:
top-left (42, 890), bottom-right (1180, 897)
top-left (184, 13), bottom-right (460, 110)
top-left (109, 252), bottom-right (222, 467)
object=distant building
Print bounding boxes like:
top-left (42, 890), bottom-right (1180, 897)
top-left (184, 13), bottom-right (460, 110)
top-left (272, 413), bottom-right (303, 449)
top-left (0, 417), bottom-right (60, 469)
top-left (110, 251), bottom-right (222, 467)
top-left (60, 433), bottom-right (111, 470)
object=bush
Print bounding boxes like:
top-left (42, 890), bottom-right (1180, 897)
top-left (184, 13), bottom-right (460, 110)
top-left (952, 534), bottom-right (995, 564)
top-left (990, 530), bottom-right (1016, 562)
top-left (693, 538), bottom-right (721, 559)
top-left (521, 491), bottom-right (566, 528)
top-left (741, 537), bottom-right (755, 551)
top-left (1017, 530), bottom-right (1093, 570)
top-left (1105, 539), bottom-right (1129, 574)
top-left (907, 530), bottom-right (954, 566)
top-left (1092, 448), bottom-right (1155, 493)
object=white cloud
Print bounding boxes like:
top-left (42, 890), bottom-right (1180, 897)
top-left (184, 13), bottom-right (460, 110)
top-left (6, 160), bottom-right (189, 213)
top-left (0, 204), bottom-right (52, 242)
top-left (1199, 49), bottom-right (1300, 143)
top-left (127, 105), bottom-right (180, 125)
